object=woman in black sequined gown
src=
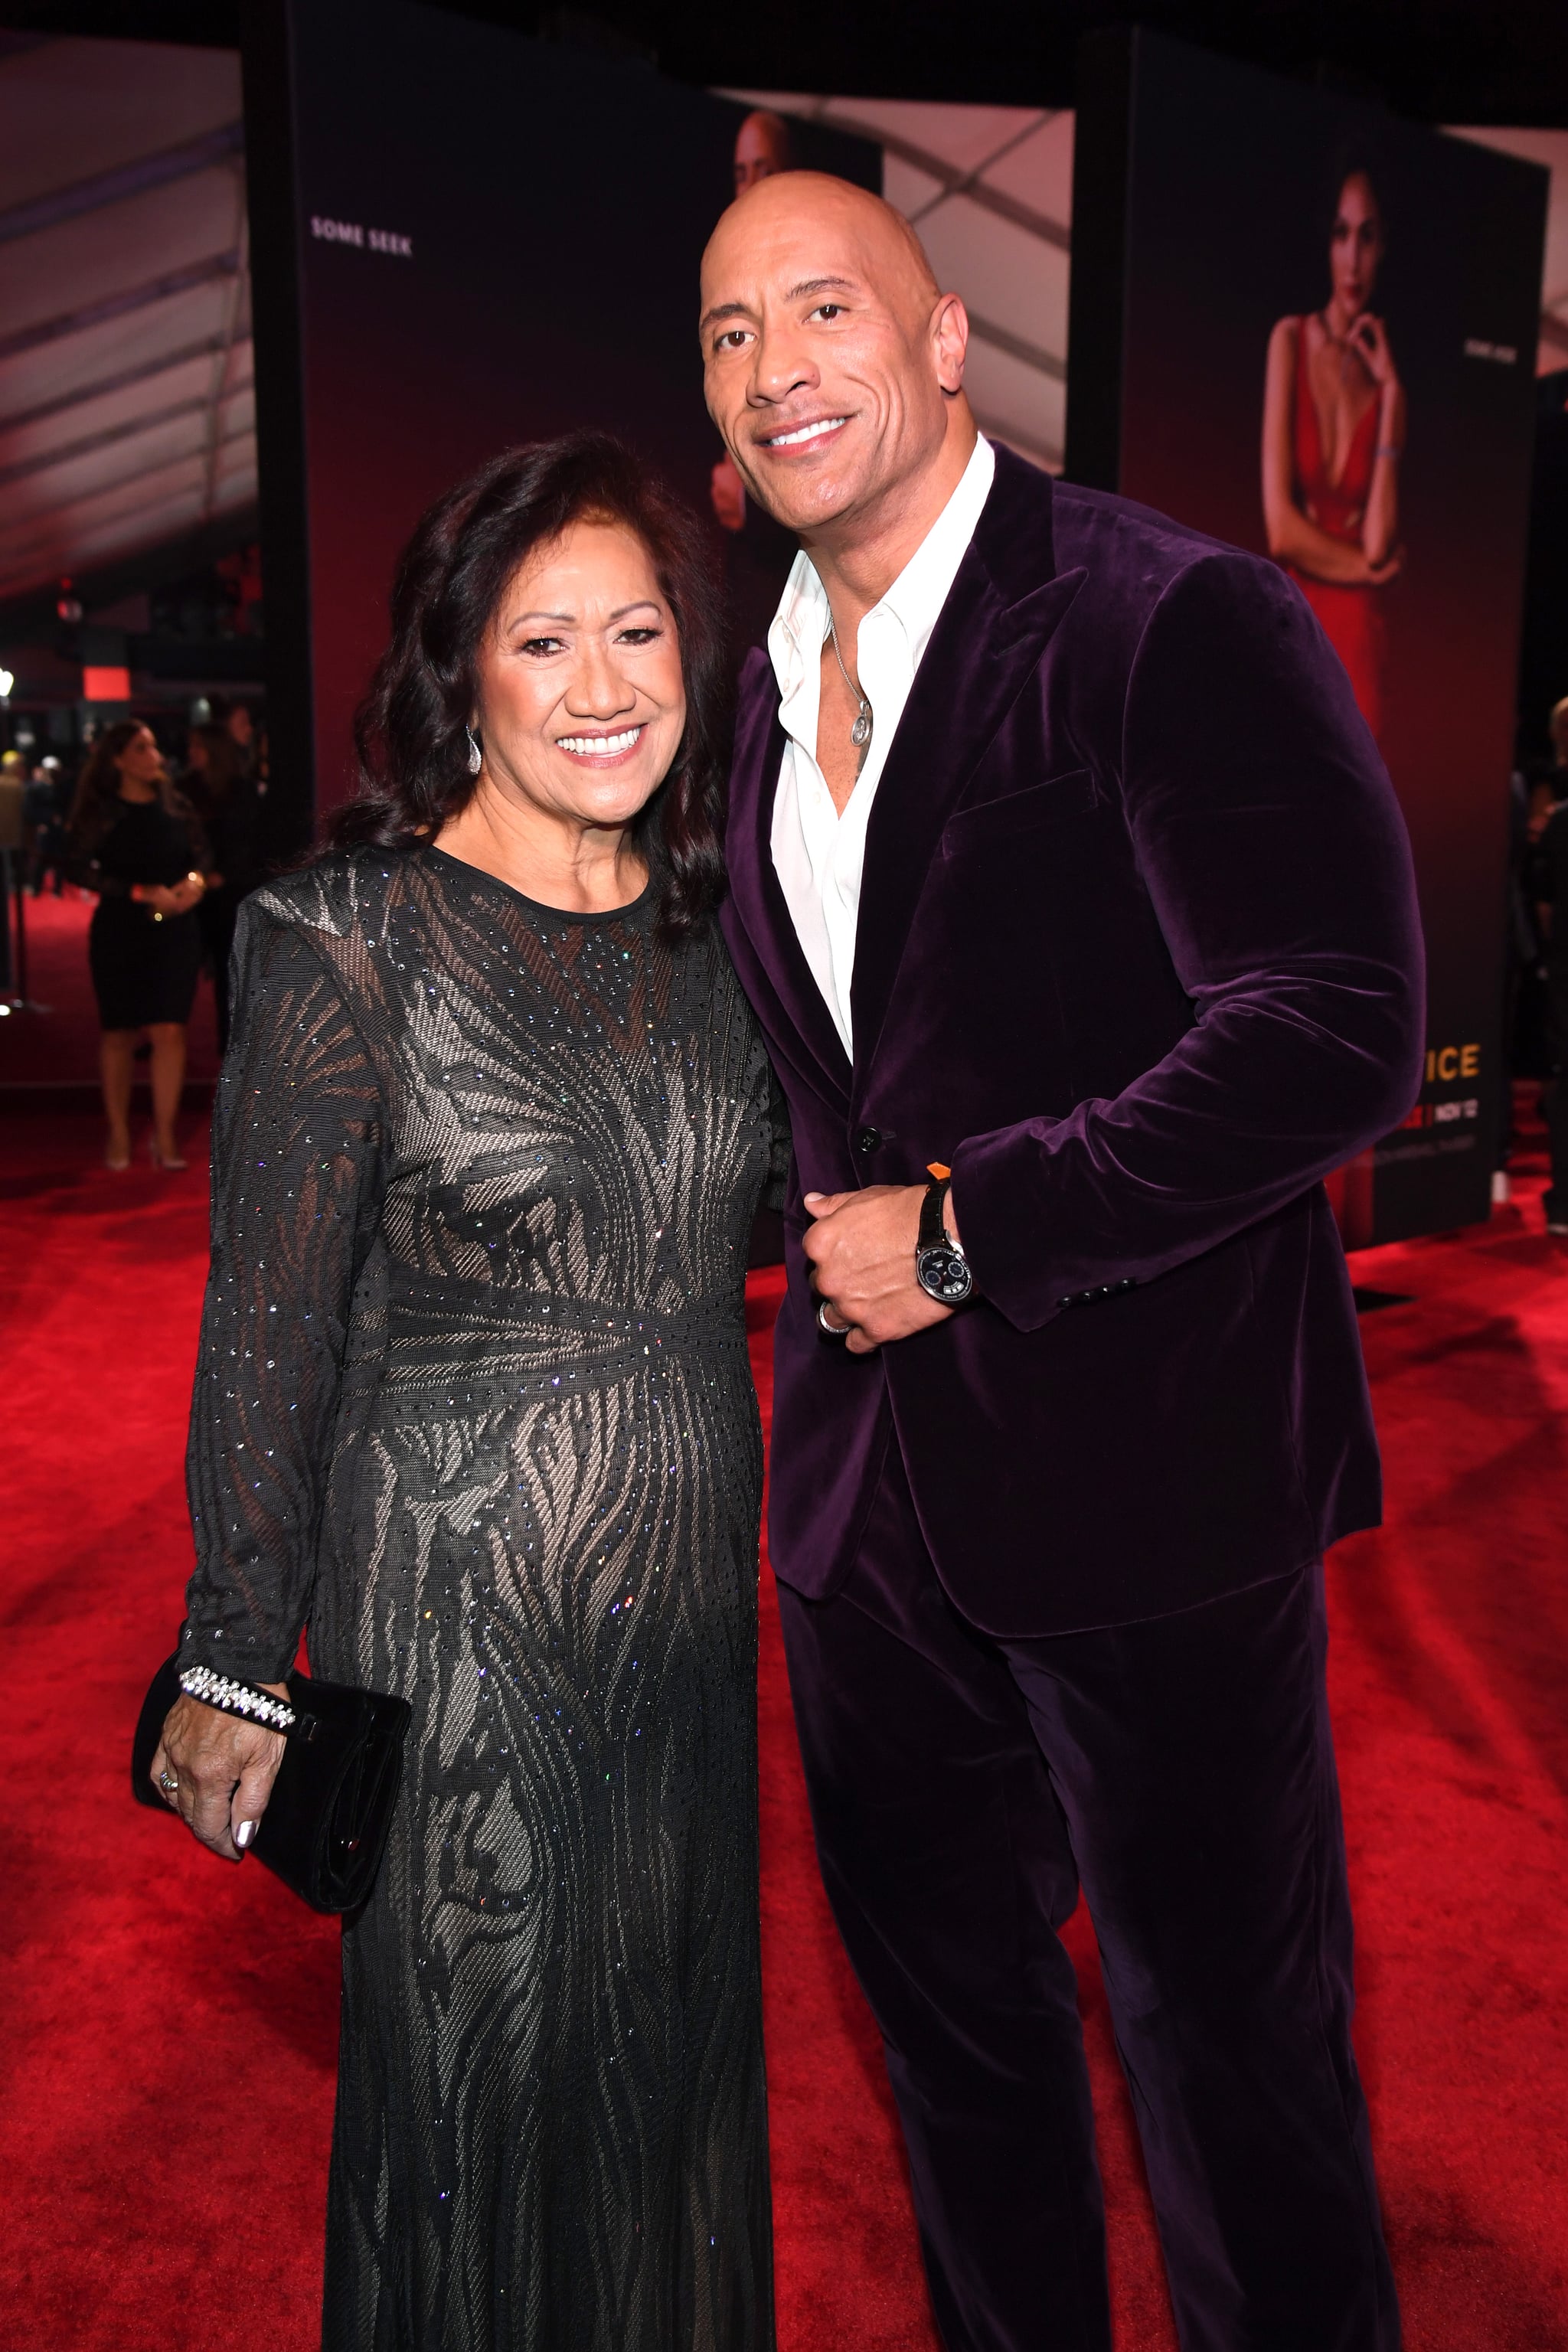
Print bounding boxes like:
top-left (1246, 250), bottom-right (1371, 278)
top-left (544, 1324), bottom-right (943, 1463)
top-left (154, 438), bottom-right (783, 2350)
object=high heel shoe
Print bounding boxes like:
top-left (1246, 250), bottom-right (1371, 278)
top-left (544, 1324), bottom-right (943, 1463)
top-left (105, 1142), bottom-right (132, 1172)
top-left (150, 1138), bottom-right (188, 1172)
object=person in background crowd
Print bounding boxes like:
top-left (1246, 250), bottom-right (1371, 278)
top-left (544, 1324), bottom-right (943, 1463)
top-left (179, 720), bottom-right (263, 1054)
top-left (1496, 767), bottom-right (1539, 1200)
top-left (0, 745), bottom-right (25, 839)
top-left (218, 695), bottom-right (256, 767)
top-left (1533, 697), bottom-right (1568, 1235)
top-left (1511, 703), bottom-right (1568, 1116)
top-left (0, 752), bottom-right (24, 997)
top-left (1534, 694), bottom-right (1568, 812)
top-left (26, 756), bottom-right (70, 894)
top-left (67, 720), bottom-right (207, 1171)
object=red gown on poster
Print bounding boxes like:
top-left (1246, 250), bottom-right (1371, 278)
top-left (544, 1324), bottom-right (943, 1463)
top-left (1287, 318), bottom-right (1386, 737)
top-left (1263, 165), bottom-right (1405, 746)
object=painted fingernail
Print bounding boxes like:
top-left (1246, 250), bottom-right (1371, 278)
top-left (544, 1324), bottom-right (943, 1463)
top-left (235, 1820), bottom-right (256, 1849)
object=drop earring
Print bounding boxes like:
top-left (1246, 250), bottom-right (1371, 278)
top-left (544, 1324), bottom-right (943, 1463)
top-left (465, 725), bottom-right (482, 776)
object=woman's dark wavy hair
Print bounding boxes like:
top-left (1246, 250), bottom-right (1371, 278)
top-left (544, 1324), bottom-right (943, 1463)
top-left (328, 431), bottom-right (731, 942)
top-left (67, 718), bottom-right (192, 856)
top-left (1323, 146), bottom-right (1390, 260)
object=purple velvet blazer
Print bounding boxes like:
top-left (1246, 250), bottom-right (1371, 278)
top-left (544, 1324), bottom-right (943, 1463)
top-left (720, 446), bottom-right (1424, 1637)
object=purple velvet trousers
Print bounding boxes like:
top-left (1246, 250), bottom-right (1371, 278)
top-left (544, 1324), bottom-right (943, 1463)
top-left (776, 1452), bottom-right (1400, 2352)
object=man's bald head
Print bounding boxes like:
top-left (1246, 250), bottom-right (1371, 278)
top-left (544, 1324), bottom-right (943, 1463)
top-left (699, 172), bottom-right (973, 555)
top-left (707, 170), bottom-right (940, 325)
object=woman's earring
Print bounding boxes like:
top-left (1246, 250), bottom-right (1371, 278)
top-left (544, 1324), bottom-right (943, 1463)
top-left (465, 725), bottom-right (482, 776)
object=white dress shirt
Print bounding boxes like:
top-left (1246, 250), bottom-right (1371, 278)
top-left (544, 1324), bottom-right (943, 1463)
top-left (768, 434), bottom-right (996, 1057)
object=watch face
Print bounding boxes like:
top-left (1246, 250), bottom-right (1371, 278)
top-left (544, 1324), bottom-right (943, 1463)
top-left (916, 1245), bottom-right (973, 1305)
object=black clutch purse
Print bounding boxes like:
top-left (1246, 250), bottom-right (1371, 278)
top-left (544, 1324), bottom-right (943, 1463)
top-left (132, 1655), bottom-right (411, 1914)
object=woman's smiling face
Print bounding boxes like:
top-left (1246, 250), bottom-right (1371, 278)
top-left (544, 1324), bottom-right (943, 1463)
top-left (471, 518), bottom-right (688, 836)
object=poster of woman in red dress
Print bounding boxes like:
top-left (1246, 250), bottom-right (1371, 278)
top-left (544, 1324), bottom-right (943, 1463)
top-left (1262, 165), bottom-right (1406, 741)
top-left (1068, 31), bottom-right (1547, 1243)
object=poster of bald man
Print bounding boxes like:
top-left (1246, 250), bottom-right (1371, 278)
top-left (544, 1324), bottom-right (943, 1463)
top-left (244, 0), bottom-right (876, 845)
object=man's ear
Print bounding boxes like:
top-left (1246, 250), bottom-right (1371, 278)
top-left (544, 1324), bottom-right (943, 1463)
top-left (933, 292), bottom-right (969, 396)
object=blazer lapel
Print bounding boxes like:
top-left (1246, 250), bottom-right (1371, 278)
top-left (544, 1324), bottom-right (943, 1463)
top-left (850, 452), bottom-right (1086, 1079)
top-left (724, 648), bottom-right (853, 1106)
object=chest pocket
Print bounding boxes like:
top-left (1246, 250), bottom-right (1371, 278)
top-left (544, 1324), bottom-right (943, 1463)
top-left (941, 768), bottom-right (1097, 855)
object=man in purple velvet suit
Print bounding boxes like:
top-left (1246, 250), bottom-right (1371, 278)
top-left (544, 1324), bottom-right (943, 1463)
top-left (701, 171), bottom-right (1419, 2352)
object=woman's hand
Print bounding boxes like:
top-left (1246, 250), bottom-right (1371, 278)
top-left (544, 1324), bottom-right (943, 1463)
top-left (1349, 310), bottom-right (1400, 394)
top-left (1353, 545), bottom-right (1403, 586)
top-left (136, 874), bottom-right (204, 916)
top-left (150, 1687), bottom-right (289, 1861)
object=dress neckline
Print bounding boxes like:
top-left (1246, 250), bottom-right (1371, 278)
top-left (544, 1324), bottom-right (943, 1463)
top-left (423, 843), bottom-right (655, 927)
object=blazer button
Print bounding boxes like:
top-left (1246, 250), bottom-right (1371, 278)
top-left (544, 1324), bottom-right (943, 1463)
top-left (854, 1125), bottom-right (883, 1155)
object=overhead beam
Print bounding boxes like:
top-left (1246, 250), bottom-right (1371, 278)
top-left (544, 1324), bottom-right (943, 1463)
top-left (0, 504), bottom-right (260, 637)
top-left (971, 410), bottom-right (1063, 472)
top-left (0, 483), bottom-right (256, 603)
top-left (0, 382), bottom-right (254, 488)
top-left (0, 249), bottom-right (241, 366)
top-left (966, 310), bottom-right (1065, 381)
top-left (782, 101), bottom-right (1072, 253)
top-left (0, 332), bottom-right (252, 439)
top-left (0, 423), bottom-right (255, 564)
top-left (0, 120), bottom-right (243, 248)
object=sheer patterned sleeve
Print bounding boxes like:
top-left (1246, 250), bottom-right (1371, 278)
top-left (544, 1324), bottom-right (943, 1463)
top-left (181, 899), bottom-right (386, 1681)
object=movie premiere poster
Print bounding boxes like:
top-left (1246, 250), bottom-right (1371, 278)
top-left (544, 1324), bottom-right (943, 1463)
top-left (1067, 30), bottom-right (1547, 1246)
top-left (242, 0), bottom-right (877, 842)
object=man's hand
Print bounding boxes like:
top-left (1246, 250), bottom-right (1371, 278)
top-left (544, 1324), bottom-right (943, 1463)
top-left (150, 1687), bottom-right (289, 1862)
top-left (803, 1183), bottom-right (956, 1355)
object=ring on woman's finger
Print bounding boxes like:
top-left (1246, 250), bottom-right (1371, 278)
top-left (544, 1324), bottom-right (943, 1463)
top-left (158, 1768), bottom-right (179, 1800)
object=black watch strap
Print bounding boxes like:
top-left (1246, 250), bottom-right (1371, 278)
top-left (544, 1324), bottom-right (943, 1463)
top-left (920, 1171), bottom-right (953, 1248)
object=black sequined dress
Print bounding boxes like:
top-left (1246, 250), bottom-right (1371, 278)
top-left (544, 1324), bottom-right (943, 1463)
top-left (180, 846), bottom-right (782, 2350)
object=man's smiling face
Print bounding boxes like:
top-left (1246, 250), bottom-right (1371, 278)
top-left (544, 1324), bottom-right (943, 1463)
top-left (699, 172), bottom-right (966, 544)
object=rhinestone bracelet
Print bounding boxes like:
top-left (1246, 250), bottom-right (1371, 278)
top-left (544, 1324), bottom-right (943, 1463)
top-left (179, 1663), bottom-right (300, 1733)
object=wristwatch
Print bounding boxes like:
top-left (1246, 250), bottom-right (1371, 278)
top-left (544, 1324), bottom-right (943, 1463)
top-left (915, 1165), bottom-right (973, 1305)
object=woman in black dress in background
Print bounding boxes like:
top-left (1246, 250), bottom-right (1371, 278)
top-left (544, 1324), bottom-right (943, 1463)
top-left (151, 435), bottom-right (782, 2350)
top-left (67, 720), bottom-right (207, 1170)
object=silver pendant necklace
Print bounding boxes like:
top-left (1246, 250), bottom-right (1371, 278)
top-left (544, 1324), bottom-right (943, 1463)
top-left (828, 628), bottom-right (873, 753)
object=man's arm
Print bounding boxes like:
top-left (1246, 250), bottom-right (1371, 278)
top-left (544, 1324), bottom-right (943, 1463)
top-left (948, 550), bottom-right (1423, 1329)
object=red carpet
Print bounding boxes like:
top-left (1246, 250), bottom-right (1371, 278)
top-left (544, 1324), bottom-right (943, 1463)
top-left (2, 1106), bottom-right (1566, 2348)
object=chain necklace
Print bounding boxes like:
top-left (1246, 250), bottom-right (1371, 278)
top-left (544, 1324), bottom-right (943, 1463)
top-left (828, 628), bottom-right (873, 756)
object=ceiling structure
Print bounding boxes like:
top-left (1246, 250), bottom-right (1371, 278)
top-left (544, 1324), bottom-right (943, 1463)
top-left (9, 2), bottom-right (1568, 130)
top-left (1459, 125), bottom-right (1568, 371)
top-left (0, 27), bottom-right (1562, 629)
top-left (0, 34), bottom-right (256, 613)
